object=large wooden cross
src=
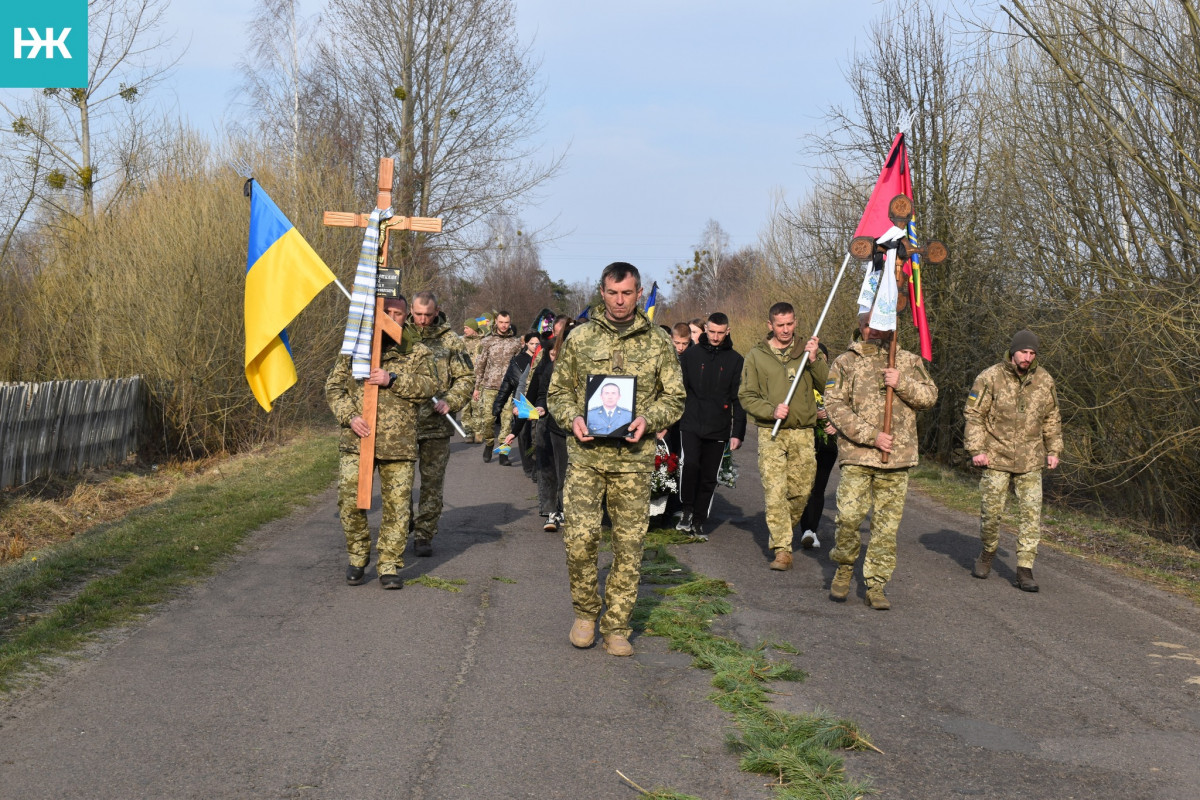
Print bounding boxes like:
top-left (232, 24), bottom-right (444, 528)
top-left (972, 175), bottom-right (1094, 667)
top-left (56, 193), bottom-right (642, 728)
top-left (325, 157), bottom-right (442, 509)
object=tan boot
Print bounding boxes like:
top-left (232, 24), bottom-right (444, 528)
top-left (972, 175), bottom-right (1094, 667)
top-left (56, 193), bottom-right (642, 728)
top-left (864, 584), bottom-right (891, 610)
top-left (769, 549), bottom-right (793, 571)
top-left (972, 548), bottom-right (995, 579)
top-left (602, 635), bottom-right (633, 657)
top-left (829, 565), bottom-right (853, 600)
top-left (569, 618), bottom-right (595, 648)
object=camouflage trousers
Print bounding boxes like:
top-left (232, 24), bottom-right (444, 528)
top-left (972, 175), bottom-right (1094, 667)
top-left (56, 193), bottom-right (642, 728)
top-left (413, 435), bottom-right (451, 542)
top-left (475, 388), bottom-right (513, 449)
top-left (757, 427), bottom-right (817, 552)
top-left (562, 462), bottom-right (651, 638)
top-left (831, 465), bottom-right (910, 588)
top-left (338, 453), bottom-right (414, 575)
top-left (979, 468), bottom-right (1043, 569)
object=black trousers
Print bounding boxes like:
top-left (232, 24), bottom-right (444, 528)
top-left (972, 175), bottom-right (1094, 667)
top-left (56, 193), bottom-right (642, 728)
top-left (799, 434), bottom-right (839, 533)
top-left (679, 431), bottom-right (727, 526)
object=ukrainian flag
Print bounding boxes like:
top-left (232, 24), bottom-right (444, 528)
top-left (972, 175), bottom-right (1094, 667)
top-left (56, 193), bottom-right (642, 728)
top-left (643, 281), bottom-right (659, 321)
top-left (245, 180), bottom-right (337, 411)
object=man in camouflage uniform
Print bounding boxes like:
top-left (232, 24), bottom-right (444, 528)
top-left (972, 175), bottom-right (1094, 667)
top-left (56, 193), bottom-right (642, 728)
top-left (825, 312), bottom-right (938, 609)
top-left (325, 296), bottom-right (437, 588)
top-left (738, 302), bottom-right (826, 570)
top-left (548, 262), bottom-right (685, 657)
top-left (461, 316), bottom-right (489, 440)
top-left (409, 291), bottom-right (475, 557)
top-left (472, 310), bottom-right (523, 462)
top-left (964, 329), bottom-right (1063, 592)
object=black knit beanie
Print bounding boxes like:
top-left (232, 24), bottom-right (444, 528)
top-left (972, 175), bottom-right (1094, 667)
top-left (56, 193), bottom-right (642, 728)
top-left (1010, 329), bottom-right (1039, 356)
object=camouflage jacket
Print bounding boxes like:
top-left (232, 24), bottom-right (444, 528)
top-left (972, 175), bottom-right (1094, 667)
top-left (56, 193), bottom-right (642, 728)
top-left (964, 359), bottom-right (1063, 473)
top-left (325, 332), bottom-right (437, 462)
top-left (473, 329), bottom-right (523, 391)
top-left (547, 306), bottom-right (685, 472)
top-left (739, 338), bottom-right (829, 430)
top-left (412, 317), bottom-right (476, 440)
top-left (825, 339), bottom-right (938, 470)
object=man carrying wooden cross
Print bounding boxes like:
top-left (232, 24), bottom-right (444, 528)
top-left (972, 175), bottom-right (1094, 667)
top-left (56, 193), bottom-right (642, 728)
top-left (326, 295), bottom-right (436, 588)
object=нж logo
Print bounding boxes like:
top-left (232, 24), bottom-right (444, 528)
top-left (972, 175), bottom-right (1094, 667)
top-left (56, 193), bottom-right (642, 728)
top-left (14, 28), bottom-right (74, 60)
top-left (1, 4), bottom-right (87, 88)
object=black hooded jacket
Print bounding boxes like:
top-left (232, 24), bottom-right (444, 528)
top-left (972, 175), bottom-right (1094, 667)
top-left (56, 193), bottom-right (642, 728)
top-left (678, 332), bottom-right (747, 441)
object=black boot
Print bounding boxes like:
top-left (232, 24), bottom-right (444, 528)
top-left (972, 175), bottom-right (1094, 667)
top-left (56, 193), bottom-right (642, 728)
top-left (483, 442), bottom-right (493, 463)
top-left (1015, 567), bottom-right (1039, 592)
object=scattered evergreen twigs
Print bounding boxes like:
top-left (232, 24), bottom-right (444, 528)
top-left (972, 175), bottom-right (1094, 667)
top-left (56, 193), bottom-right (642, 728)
top-left (630, 529), bottom-right (878, 799)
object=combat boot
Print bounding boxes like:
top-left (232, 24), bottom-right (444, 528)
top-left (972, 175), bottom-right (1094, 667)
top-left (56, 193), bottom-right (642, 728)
top-left (482, 442), bottom-right (493, 462)
top-left (498, 452), bottom-right (511, 466)
top-left (346, 563), bottom-right (367, 585)
top-left (602, 635), bottom-right (633, 657)
top-left (972, 548), bottom-right (995, 579)
top-left (864, 584), bottom-right (891, 610)
top-left (569, 618), bottom-right (595, 648)
top-left (413, 539), bottom-right (433, 557)
top-left (829, 565), bottom-right (853, 600)
top-left (379, 573), bottom-right (403, 590)
top-left (769, 549), bottom-right (793, 571)
top-left (1015, 567), bottom-right (1039, 592)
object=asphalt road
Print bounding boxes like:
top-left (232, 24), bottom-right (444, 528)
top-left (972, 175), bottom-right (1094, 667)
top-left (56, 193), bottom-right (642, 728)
top-left (2, 428), bottom-right (1198, 799)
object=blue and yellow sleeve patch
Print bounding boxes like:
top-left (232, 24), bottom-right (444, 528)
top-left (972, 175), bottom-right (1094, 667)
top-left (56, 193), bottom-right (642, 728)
top-left (825, 379), bottom-right (836, 389)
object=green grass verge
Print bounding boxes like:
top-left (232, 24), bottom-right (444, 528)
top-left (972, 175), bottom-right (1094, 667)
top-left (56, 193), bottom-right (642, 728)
top-left (909, 463), bottom-right (1200, 605)
top-left (628, 530), bottom-right (877, 800)
top-left (0, 433), bottom-right (338, 691)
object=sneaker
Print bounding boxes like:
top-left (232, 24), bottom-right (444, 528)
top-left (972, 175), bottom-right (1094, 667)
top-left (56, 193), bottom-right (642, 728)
top-left (690, 521), bottom-right (708, 542)
top-left (675, 510), bottom-right (694, 533)
top-left (379, 573), bottom-right (403, 590)
top-left (413, 539), bottom-right (433, 557)
top-left (602, 634), bottom-right (633, 657)
top-left (800, 530), bottom-right (820, 549)
top-left (864, 584), bottom-right (891, 610)
top-left (569, 618), bottom-right (595, 648)
top-left (346, 563), bottom-right (367, 585)
top-left (543, 517), bottom-right (558, 532)
top-left (830, 565), bottom-right (853, 600)
top-left (769, 550), bottom-right (793, 571)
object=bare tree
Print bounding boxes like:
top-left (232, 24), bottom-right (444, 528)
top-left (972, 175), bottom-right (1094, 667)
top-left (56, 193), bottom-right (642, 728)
top-left (0, 0), bottom-right (180, 226)
top-left (307, 0), bottom-right (563, 267)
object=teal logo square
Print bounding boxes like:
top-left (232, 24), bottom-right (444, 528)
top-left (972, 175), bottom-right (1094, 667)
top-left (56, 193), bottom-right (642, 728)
top-left (0, 2), bottom-right (88, 89)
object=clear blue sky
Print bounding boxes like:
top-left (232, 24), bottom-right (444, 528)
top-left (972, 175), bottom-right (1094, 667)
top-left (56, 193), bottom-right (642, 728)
top-left (163, 0), bottom-right (883, 288)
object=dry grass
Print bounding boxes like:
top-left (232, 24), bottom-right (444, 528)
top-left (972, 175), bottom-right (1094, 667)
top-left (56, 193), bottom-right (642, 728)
top-left (0, 454), bottom-right (228, 564)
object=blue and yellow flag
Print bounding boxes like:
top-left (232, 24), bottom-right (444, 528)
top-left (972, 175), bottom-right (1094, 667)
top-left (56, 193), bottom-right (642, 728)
top-left (245, 180), bottom-right (337, 411)
top-left (644, 281), bottom-right (659, 321)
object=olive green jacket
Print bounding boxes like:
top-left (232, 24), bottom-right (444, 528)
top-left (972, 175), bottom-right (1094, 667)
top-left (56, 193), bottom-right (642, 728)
top-left (325, 333), bottom-right (437, 462)
top-left (964, 359), bottom-right (1063, 473)
top-left (413, 318), bottom-right (475, 441)
top-left (738, 338), bottom-right (829, 430)
top-left (547, 306), bottom-right (685, 472)
top-left (824, 339), bottom-right (937, 470)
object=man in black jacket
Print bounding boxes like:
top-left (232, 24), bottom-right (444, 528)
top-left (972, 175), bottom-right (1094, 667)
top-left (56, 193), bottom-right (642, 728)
top-left (676, 312), bottom-right (747, 540)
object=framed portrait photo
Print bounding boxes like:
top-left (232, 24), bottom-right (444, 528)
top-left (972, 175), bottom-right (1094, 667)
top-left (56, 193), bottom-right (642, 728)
top-left (585, 374), bottom-right (637, 438)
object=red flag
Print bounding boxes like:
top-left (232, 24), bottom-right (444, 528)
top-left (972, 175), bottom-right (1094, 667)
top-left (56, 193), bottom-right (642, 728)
top-left (854, 133), bottom-right (911, 240)
top-left (854, 132), bottom-right (933, 361)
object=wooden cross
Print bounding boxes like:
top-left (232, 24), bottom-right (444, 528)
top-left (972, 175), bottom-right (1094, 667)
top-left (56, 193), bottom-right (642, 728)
top-left (325, 157), bottom-right (443, 509)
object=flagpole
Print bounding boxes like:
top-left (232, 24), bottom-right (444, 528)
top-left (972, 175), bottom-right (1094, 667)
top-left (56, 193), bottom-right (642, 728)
top-left (771, 252), bottom-right (853, 439)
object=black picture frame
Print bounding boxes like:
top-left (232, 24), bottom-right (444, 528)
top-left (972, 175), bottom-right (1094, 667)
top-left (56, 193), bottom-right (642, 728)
top-left (584, 374), bottom-right (637, 438)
